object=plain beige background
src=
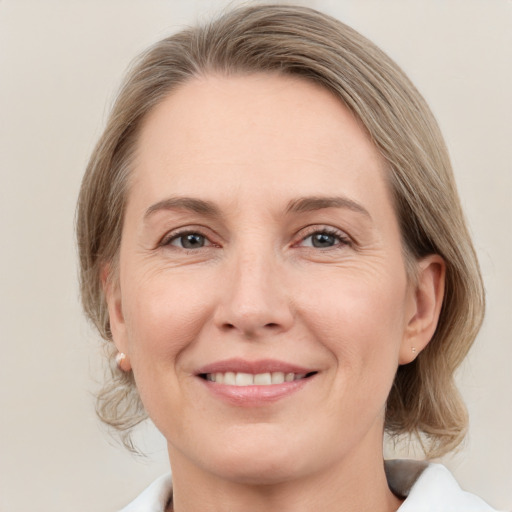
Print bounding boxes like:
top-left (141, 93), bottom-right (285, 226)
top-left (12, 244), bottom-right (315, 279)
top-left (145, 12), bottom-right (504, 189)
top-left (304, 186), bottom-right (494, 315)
top-left (1, 1), bottom-right (511, 510)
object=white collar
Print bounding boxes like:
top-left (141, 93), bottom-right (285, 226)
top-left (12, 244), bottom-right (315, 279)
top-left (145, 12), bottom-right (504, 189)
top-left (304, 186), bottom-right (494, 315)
top-left (120, 473), bottom-right (172, 512)
top-left (120, 460), bottom-right (499, 511)
top-left (386, 460), bottom-right (498, 511)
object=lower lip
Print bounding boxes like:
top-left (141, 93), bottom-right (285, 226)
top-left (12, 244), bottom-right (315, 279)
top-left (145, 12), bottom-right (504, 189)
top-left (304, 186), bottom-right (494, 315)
top-left (199, 377), bottom-right (312, 406)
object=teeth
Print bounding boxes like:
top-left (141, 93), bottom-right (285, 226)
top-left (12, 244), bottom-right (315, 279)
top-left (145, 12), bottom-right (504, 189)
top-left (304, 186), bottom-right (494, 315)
top-left (271, 372), bottom-right (284, 384)
top-left (235, 372), bottom-right (254, 386)
top-left (224, 372), bottom-right (236, 385)
top-left (254, 372), bottom-right (272, 385)
top-left (204, 371), bottom-right (309, 386)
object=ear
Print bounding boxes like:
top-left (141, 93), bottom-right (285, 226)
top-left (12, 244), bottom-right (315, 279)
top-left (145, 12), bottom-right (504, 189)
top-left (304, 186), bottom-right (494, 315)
top-left (399, 254), bottom-right (446, 365)
top-left (102, 264), bottom-right (132, 371)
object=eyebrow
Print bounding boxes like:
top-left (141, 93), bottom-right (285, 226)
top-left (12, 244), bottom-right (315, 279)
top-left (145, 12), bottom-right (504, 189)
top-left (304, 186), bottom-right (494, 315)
top-left (144, 197), bottom-right (221, 220)
top-left (286, 196), bottom-right (371, 218)
top-left (144, 195), bottom-right (371, 221)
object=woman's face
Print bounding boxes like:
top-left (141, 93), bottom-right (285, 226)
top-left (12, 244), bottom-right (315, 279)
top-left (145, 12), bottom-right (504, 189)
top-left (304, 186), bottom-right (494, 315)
top-left (108, 74), bottom-right (427, 483)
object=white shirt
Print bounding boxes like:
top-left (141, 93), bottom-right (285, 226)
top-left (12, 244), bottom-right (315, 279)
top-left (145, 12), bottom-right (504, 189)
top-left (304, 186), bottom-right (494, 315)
top-left (119, 460), bottom-right (501, 511)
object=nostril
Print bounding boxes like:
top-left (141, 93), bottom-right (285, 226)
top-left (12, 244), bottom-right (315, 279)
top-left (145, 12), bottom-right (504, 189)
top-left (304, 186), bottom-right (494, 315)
top-left (265, 323), bottom-right (279, 329)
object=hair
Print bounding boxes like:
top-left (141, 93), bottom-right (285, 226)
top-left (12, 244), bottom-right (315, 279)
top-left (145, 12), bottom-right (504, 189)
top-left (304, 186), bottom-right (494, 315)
top-left (77, 3), bottom-right (485, 457)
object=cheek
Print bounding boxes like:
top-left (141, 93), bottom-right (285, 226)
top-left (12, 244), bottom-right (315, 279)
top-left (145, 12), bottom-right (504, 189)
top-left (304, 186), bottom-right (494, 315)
top-left (297, 264), bottom-right (408, 372)
top-left (119, 270), bottom-right (216, 428)
top-left (121, 268), bottom-right (215, 369)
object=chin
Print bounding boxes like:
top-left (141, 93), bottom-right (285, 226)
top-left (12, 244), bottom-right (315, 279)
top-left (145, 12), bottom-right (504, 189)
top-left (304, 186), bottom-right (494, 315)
top-left (210, 452), bottom-right (305, 486)
top-left (193, 426), bottom-right (313, 485)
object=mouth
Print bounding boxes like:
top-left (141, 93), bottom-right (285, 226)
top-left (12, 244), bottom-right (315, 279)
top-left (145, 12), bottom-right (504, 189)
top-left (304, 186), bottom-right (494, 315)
top-left (194, 359), bottom-right (318, 405)
top-left (199, 371), bottom-right (317, 386)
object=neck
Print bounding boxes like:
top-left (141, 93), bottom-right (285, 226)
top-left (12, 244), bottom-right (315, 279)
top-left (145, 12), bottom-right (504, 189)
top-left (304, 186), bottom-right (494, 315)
top-left (167, 436), bottom-right (402, 512)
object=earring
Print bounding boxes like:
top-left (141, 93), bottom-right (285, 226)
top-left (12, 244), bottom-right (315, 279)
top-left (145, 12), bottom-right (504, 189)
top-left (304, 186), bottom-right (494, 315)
top-left (116, 352), bottom-right (131, 372)
top-left (411, 347), bottom-right (417, 354)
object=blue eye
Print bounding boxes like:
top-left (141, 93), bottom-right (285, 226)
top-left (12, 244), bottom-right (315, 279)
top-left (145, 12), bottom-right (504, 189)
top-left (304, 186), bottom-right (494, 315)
top-left (300, 230), bottom-right (348, 249)
top-left (310, 232), bottom-right (337, 248)
top-left (169, 232), bottom-right (208, 249)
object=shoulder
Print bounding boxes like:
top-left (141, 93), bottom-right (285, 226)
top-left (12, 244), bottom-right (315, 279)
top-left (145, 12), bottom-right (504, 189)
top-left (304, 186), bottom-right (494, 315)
top-left (118, 473), bottom-right (172, 512)
top-left (386, 459), bottom-right (502, 512)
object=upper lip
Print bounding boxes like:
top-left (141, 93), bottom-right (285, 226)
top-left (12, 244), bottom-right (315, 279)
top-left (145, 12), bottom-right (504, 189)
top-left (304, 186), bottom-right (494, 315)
top-left (196, 358), bottom-right (315, 375)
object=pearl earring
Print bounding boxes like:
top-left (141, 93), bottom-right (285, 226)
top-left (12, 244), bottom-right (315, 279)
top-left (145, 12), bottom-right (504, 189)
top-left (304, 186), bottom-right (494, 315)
top-left (116, 352), bottom-right (131, 372)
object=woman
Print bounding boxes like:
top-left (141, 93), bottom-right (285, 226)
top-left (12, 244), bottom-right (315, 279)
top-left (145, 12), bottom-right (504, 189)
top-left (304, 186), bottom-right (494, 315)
top-left (76, 4), bottom-right (499, 511)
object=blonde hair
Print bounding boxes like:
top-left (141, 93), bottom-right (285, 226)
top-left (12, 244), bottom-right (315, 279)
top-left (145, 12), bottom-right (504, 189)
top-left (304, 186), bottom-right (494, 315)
top-left (77, 4), bottom-right (484, 457)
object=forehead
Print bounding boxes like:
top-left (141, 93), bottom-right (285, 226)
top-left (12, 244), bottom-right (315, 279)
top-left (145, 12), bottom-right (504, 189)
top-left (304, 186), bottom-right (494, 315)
top-left (129, 73), bottom-right (390, 213)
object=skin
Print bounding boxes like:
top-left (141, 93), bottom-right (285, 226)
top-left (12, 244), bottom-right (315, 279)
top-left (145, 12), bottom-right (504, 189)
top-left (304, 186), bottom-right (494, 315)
top-left (105, 73), bottom-right (445, 512)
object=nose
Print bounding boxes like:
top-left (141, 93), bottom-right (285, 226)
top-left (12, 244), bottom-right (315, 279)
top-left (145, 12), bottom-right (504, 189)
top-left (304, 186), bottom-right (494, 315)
top-left (213, 248), bottom-right (294, 338)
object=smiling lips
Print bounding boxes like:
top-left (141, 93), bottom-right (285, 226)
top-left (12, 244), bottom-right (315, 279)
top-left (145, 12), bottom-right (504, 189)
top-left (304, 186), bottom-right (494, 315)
top-left (196, 359), bottom-right (317, 405)
top-left (204, 371), bottom-right (307, 386)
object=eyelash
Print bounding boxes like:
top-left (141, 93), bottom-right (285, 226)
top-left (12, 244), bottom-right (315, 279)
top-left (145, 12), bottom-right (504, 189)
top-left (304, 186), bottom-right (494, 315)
top-left (159, 226), bottom-right (352, 251)
top-left (295, 226), bottom-right (352, 250)
top-left (160, 228), bottom-right (215, 250)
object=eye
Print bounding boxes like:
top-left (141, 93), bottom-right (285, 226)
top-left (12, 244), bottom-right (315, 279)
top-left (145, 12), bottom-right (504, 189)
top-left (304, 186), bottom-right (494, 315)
top-left (165, 231), bottom-right (210, 249)
top-left (298, 229), bottom-right (350, 249)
